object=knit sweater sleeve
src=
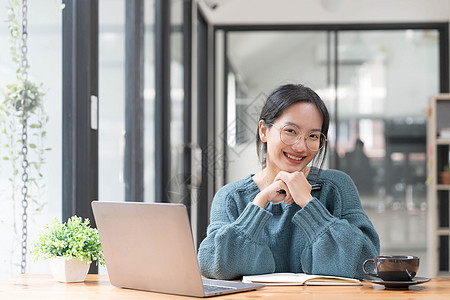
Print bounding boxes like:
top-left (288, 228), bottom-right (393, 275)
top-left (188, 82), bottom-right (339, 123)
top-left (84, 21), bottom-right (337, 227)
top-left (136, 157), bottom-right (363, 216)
top-left (197, 186), bottom-right (275, 280)
top-left (292, 170), bottom-right (380, 279)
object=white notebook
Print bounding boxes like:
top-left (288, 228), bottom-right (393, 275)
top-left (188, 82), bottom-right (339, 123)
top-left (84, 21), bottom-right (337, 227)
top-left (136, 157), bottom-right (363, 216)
top-left (242, 273), bottom-right (362, 286)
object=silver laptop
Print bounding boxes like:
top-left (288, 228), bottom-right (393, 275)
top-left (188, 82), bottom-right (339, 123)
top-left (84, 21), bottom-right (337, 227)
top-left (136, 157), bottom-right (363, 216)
top-left (91, 201), bottom-right (264, 297)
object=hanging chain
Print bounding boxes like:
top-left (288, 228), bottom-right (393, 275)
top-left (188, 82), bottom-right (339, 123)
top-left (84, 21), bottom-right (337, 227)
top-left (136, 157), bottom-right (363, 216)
top-left (20, 0), bottom-right (29, 275)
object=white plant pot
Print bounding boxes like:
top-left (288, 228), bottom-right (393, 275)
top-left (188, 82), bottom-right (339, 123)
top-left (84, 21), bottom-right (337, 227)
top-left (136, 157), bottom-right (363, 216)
top-left (49, 256), bottom-right (90, 283)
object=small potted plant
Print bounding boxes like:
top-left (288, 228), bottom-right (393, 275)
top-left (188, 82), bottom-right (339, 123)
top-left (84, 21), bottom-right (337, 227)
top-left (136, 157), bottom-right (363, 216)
top-left (31, 216), bottom-right (105, 282)
top-left (440, 163), bottom-right (450, 185)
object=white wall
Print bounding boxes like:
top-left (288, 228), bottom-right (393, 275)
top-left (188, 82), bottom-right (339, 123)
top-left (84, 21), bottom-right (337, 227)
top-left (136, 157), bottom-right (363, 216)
top-left (200, 0), bottom-right (450, 25)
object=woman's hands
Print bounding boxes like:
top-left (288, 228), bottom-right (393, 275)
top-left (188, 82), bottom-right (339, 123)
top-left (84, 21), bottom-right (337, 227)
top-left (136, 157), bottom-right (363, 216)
top-left (253, 170), bottom-right (313, 208)
top-left (253, 179), bottom-right (293, 208)
top-left (274, 171), bottom-right (313, 207)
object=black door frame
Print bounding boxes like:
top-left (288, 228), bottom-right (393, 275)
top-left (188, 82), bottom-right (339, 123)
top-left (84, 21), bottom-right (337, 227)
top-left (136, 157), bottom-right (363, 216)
top-left (62, 0), bottom-right (99, 274)
top-left (195, 7), bottom-right (213, 248)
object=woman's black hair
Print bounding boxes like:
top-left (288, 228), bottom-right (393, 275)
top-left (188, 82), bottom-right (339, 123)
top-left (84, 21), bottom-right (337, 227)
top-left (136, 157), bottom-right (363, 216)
top-left (256, 83), bottom-right (329, 172)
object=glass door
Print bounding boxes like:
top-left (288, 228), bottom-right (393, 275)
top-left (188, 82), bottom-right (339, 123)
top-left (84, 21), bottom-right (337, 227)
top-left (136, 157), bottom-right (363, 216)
top-left (335, 30), bottom-right (439, 276)
top-left (0, 0), bottom-right (62, 280)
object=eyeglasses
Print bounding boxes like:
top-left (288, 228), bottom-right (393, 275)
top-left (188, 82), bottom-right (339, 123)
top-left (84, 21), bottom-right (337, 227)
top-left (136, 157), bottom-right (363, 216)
top-left (269, 123), bottom-right (327, 152)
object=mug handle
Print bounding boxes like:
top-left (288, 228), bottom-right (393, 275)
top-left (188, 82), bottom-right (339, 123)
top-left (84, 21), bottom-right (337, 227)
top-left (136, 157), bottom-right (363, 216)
top-left (363, 259), bottom-right (378, 277)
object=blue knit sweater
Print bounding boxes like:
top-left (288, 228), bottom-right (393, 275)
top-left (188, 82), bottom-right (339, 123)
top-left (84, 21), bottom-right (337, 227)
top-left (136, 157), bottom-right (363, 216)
top-left (197, 167), bottom-right (380, 280)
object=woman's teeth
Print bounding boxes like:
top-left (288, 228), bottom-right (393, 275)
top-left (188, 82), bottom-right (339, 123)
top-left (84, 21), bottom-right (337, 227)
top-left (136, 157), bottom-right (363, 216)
top-left (286, 153), bottom-right (303, 161)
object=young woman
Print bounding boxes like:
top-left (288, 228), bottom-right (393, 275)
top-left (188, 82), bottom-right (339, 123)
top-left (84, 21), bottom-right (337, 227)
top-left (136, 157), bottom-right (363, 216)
top-left (197, 84), bottom-right (380, 280)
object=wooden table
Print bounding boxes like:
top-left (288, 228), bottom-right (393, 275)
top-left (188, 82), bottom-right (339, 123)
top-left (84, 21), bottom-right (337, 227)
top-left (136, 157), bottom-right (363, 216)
top-left (1, 274), bottom-right (449, 299)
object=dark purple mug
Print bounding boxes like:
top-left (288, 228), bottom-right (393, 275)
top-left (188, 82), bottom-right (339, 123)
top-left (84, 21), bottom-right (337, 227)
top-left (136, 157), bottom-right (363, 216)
top-left (363, 255), bottom-right (419, 281)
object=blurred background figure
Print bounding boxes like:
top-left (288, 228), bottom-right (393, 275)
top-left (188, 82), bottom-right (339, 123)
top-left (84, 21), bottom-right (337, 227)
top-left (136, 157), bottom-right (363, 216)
top-left (343, 138), bottom-right (375, 195)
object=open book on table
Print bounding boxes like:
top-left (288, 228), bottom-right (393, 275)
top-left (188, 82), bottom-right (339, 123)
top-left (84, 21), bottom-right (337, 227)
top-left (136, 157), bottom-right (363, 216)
top-left (242, 273), bottom-right (362, 286)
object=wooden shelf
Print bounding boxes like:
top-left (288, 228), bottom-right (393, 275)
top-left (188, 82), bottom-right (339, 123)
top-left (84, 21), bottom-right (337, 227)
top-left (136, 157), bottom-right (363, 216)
top-left (437, 271), bottom-right (450, 278)
top-left (437, 184), bottom-right (450, 190)
top-left (428, 95), bottom-right (450, 277)
top-left (437, 229), bottom-right (450, 235)
top-left (437, 139), bottom-right (450, 145)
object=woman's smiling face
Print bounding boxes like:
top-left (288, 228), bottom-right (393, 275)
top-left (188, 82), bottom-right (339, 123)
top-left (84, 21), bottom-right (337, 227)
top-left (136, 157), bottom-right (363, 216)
top-left (259, 102), bottom-right (323, 174)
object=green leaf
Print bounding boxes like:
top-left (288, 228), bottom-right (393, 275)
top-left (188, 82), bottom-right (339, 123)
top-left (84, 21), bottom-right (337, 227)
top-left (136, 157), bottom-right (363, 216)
top-left (30, 216), bottom-right (105, 266)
